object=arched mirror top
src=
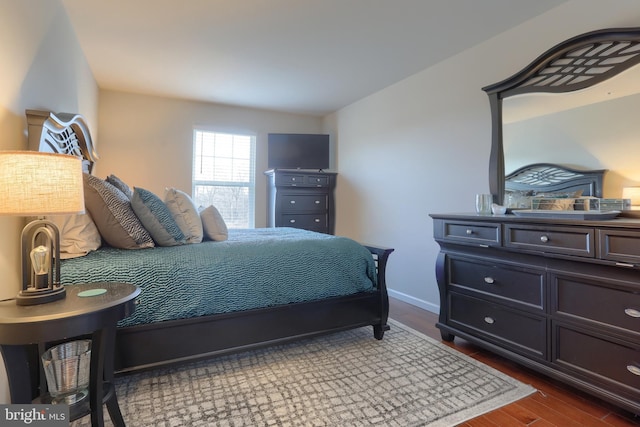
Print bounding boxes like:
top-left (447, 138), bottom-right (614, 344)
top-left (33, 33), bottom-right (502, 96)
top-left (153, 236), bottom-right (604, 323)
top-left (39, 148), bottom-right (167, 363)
top-left (482, 27), bottom-right (640, 204)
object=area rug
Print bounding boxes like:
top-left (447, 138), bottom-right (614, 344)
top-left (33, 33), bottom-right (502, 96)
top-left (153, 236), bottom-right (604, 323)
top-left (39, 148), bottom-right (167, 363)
top-left (72, 319), bottom-right (535, 426)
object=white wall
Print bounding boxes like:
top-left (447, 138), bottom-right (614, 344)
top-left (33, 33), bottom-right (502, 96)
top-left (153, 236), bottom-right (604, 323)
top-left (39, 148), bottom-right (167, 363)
top-left (324, 0), bottom-right (640, 312)
top-left (505, 93), bottom-right (640, 197)
top-left (0, 0), bottom-right (98, 404)
top-left (97, 90), bottom-right (324, 227)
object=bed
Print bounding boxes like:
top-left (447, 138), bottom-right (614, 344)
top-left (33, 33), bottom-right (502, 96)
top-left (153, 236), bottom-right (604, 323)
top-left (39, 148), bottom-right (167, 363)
top-left (505, 163), bottom-right (605, 198)
top-left (26, 109), bottom-right (393, 374)
top-left (503, 163), bottom-right (606, 210)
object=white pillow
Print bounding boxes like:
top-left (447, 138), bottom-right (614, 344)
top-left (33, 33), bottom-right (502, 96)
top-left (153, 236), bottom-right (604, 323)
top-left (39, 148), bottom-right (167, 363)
top-left (47, 213), bottom-right (102, 259)
top-left (164, 188), bottom-right (203, 244)
top-left (200, 205), bottom-right (228, 241)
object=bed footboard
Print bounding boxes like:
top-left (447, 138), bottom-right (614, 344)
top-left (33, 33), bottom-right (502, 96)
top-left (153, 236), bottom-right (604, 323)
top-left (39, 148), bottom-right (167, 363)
top-left (114, 244), bottom-right (393, 374)
top-left (363, 245), bottom-right (394, 339)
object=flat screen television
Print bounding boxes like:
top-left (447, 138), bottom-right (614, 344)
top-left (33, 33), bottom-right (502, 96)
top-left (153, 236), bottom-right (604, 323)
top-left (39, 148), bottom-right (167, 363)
top-left (268, 133), bottom-right (330, 170)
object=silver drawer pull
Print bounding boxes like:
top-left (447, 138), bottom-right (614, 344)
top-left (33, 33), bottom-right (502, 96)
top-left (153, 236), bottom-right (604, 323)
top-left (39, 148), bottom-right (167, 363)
top-left (616, 262), bottom-right (635, 268)
top-left (289, 219), bottom-right (296, 223)
top-left (540, 235), bottom-right (549, 243)
top-left (314, 219), bottom-right (320, 223)
top-left (484, 316), bottom-right (495, 324)
top-left (290, 200), bottom-right (296, 204)
top-left (466, 229), bottom-right (473, 235)
top-left (624, 308), bottom-right (640, 318)
top-left (315, 200), bottom-right (320, 204)
top-left (627, 365), bottom-right (640, 376)
top-left (484, 277), bottom-right (495, 284)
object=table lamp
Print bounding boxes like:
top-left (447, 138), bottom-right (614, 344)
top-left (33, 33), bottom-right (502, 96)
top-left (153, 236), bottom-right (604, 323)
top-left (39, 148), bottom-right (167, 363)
top-left (622, 187), bottom-right (640, 209)
top-left (0, 151), bottom-right (84, 305)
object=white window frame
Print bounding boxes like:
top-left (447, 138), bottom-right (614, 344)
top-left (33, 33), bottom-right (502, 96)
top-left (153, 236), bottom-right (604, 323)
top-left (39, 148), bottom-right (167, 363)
top-left (192, 129), bottom-right (256, 228)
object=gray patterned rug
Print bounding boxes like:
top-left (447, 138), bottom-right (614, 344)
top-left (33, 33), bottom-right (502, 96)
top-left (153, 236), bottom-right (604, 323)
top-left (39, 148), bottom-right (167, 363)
top-left (72, 320), bottom-right (535, 426)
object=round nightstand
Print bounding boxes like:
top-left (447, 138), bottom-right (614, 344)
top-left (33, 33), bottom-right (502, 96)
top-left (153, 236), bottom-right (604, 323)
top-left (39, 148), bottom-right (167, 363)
top-left (0, 282), bottom-right (140, 427)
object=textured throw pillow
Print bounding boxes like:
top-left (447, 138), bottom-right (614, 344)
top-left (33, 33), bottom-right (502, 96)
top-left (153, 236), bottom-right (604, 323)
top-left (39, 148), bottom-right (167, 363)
top-left (46, 213), bottom-right (102, 259)
top-left (200, 205), bottom-right (228, 241)
top-left (131, 187), bottom-right (186, 246)
top-left (106, 174), bottom-right (133, 199)
top-left (83, 174), bottom-right (154, 249)
top-left (164, 188), bottom-right (203, 244)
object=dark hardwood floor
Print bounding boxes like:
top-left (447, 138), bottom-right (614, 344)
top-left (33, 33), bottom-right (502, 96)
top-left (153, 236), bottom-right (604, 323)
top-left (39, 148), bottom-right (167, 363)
top-left (388, 297), bottom-right (640, 427)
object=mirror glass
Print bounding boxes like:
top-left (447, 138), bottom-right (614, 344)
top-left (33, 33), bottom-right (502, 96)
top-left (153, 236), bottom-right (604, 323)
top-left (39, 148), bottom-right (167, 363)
top-left (502, 65), bottom-right (640, 199)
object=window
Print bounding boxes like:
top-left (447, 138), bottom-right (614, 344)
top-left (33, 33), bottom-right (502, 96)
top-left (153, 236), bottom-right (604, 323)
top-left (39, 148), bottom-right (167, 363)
top-left (192, 130), bottom-right (255, 228)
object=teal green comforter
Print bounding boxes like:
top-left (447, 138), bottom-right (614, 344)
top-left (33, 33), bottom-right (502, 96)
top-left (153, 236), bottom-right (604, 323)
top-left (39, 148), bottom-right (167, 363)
top-left (61, 228), bottom-right (377, 327)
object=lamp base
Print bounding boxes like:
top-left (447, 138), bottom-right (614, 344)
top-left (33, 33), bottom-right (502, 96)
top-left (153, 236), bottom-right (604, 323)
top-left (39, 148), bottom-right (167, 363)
top-left (16, 285), bottom-right (66, 306)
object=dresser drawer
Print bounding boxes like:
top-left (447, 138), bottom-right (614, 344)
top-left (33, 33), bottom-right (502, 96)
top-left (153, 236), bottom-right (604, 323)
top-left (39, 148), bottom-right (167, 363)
top-left (440, 221), bottom-right (501, 247)
top-left (279, 214), bottom-right (328, 232)
top-left (599, 229), bottom-right (640, 265)
top-left (553, 324), bottom-right (640, 397)
top-left (449, 293), bottom-right (546, 359)
top-left (448, 257), bottom-right (544, 309)
top-left (279, 195), bottom-right (328, 212)
top-left (552, 274), bottom-right (640, 336)
top-left (505, 224), bottom-right (595, 257)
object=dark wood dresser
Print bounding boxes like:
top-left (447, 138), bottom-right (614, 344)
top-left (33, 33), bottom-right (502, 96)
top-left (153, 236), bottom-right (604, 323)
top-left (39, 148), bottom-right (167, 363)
top-left (430, 213), bottom-right (640, 415)
top-left (265, 169), bottom-right (336, 234)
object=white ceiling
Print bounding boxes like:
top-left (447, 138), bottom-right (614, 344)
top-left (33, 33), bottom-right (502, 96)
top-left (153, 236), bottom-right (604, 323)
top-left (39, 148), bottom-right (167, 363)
top-left (61, 0), bottom-right (566, 116)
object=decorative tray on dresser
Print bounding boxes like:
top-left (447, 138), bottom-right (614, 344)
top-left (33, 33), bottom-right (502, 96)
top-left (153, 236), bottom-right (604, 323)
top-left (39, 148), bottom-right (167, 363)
top-left (430, 212), bottom-right (640, 415)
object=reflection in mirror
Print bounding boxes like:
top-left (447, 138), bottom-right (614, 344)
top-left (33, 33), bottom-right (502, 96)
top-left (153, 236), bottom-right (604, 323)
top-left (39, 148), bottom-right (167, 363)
top-left (503, 65), bottom-right (640, 198)
top-left (483, 27), bottom-right (640, 205)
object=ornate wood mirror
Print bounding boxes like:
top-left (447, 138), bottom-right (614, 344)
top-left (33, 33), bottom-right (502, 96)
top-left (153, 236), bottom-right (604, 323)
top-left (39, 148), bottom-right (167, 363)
top-left (482, 27), bottom-right (640, 204)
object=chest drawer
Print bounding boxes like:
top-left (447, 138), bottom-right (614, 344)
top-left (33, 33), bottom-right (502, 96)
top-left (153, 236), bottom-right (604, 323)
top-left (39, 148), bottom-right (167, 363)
top-left (274, 173), bottom-right (333, 188)
top-left (440, 221), bottom-right (501, 247)
top-left (504, 224), bottom-right (595, 257)
top-left (449, 293), bottom-right (547, 359)
top-left (552, 274), bottom-right (640, 336)
top-left (448, 257), bottom-right (544, 309)
top-left (599, 229), bottom-right (640, 265)
top-left (279, 194), bottom-right (328, 212)
top-left (553, 324), bottom-right (640, 396)
top-left (279, 214), bottom-right (328, 232)
top-left (306, 175), bottom-right (330, 187)
top-left (275, 173), bottom-right (306, 186)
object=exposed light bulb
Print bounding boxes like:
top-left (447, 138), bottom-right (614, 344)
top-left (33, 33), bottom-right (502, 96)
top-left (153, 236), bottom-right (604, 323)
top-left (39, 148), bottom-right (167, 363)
top-left (30, 245), bottom-right (51, 288)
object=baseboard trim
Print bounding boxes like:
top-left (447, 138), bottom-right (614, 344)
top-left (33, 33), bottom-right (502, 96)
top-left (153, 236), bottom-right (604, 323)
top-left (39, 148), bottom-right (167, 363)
top-left (388, 289), bottom-right (439, 314)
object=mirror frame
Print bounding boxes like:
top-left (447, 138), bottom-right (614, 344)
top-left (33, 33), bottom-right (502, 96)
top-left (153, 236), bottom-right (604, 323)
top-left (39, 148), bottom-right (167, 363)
top-left (482, 27), bottom-right (640, 204)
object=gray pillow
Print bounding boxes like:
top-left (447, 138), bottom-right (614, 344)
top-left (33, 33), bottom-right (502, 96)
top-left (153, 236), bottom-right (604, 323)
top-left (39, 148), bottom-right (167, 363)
top-left (83, 174), bottom-right (154, 249)
top-left (106, 174), bottom-right (133, 199)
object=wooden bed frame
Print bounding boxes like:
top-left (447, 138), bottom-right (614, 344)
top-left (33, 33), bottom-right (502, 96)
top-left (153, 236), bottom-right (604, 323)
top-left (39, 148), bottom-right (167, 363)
top-left (26, 109), bottom-right (394, 374)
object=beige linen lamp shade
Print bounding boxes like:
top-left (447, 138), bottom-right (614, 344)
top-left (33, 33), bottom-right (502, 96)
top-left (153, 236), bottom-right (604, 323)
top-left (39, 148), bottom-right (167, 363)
top-left (0, 151), bottom-right (84, 305)
top-left (0, 151), bottom-right (84, 216)
top-left (622, 186), bottom-right (640, 207)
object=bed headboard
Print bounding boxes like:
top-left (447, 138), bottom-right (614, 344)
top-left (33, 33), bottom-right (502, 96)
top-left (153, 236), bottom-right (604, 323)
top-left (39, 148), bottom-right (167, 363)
top-left (505, 163), bottom-right (605, 197)
top-left (26, 109), bottom-right (98, 173)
